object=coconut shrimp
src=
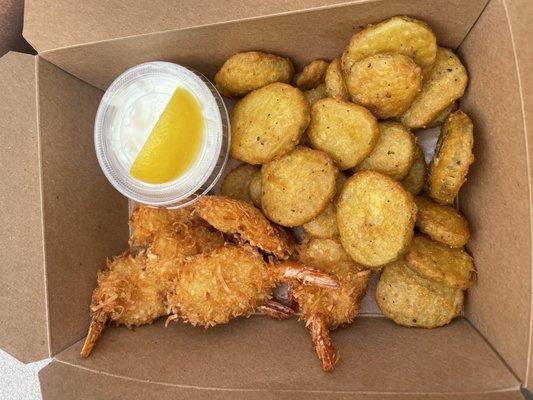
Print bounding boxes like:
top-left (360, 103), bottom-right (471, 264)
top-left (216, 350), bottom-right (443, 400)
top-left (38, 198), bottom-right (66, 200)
top-left (290, 238), bottom-right (371, 371)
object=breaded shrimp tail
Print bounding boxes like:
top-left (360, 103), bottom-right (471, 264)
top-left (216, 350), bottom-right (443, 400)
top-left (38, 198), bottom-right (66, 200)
top-left (307, 314), bottom-right (337, 372)
top-left (257, 299), bottom-right (295, 320)
top-left (80, 310), bottom-right (109, 358)
top-left (272, 260), bottom-right (339, 289)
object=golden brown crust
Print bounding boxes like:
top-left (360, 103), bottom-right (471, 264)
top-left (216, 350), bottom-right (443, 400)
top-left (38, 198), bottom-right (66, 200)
top-left (220, 164), bottom-right (259, 202)
top-left (304, 83), bottom-right (328, 106)
top-left (195, 195), bottom-right (294, 259)
top-left (295, 59), bottom-right (329, 90)
top-left (307, 98), bottom-right (379, 170)
top-left (325, 58), bottom-right (349, 101)
top-left (302, 203), bottom-right (339, 239)
top-left (214, 51), bottom-right (294, 97)
top-left (261, 146), bottom-right (338, 227)
top-left (428, 110), bottom-right (474, 204)
top-left (337, 171), bottom-right (417, 268)
top-left (405, 235), bottom-right (476, 289)
top-left (376, 258), bottom-right (463, 328)
top-left (426, 102), bottom-right (458, 129)
top-left (230, 82), bottom-right (310, 164)
top-left (356, 121), bottom-right (417, 181)
top-left (414, 196), bottom-right (470, 247)
top-left (401, 145), bottom-right (427, 195)
top-left (341, 16), bottom-right (437, 79)
top-left (401, 48), bottom-right (468, 129)
top-left (345, 53), bottom-right (422, 119)
top-left (248, 170), bottom-right (262, 208)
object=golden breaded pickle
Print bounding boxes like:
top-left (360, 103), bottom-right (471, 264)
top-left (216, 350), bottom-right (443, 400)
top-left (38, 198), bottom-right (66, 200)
top-left (401, 48), bottom-right (468, 129)
top-left (302, 174), bottom-right (347, 239)
top-left (345, 54), bottom-right (422, 119)
top-left (325, 58), bottom-right (349, 101)
top-left (295, 59), bottom-right (329, 90)
top-left (376, 259), bottom-right (463, 328)
top-left (220, 164), bottom-right (259, 202)
top-left (426, 102), bottom-right (458, 129)
top-left (401, 145), bottom-right (427, 195)
top-left (262, 147), bottom-right (337, 227)
top-left (231, 83), bottom-right (310, 164)
top-left (414, 196), bottom-right (470, 247)
top-left (356, 121), bottom-right (416, 181)
top-left (405, 235), bottom-right (475, 289)
top-left (304, 83), bottom-right (327, 106)
top-left (429, 110), bottom-right (474, 204)
top-left (248, 170), bottom-right (262, 208)
top-left (337, 171), bottom-right (417, 268)
top-left (307, 98), bottom-right (379, 170)
top-left (342, 16), bottom-right (437, 79)
top-left (195, 196), bottom-right (294, 259)
top-left (214, 51), bottom-right (293, 97)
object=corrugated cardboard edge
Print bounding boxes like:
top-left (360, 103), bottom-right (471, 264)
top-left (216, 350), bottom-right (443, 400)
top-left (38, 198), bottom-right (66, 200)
top-left (0, 52), bottom-right (49, 363)
top-left (503, 0), bottom-right (533, 392)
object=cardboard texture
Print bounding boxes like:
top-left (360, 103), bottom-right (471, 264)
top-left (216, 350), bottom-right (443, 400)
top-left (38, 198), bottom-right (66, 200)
top-left (0, 0), bottom-right (33, 57)
top-left (0, 0), bottom-right (532, 397)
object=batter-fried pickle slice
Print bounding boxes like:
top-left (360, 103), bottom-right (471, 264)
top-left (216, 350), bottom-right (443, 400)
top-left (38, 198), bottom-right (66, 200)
top-left (414, 196), bottom-right (470, 247)
top-left (214, 51), bottom-right (294, 97)
top-left (302, 174), bottom-right (347, 239)
top-left (195, 195), bottom-right (294, 259)
top-left (295, 59), bottom-right (329, 90)
top-left (401, 48), bottom-right (468, 129)
top-left (345, 53), bottom-right (422, 119)
top-left (304, 83), bottom-right (327, 106)
top-left (376, 258), bottom-right (463, 328)
top-left (405, 235), bottom-right (475, 289)
top-left (262, 146), bottom-right (338, 227)
top-left (325, 58), bottom-right (349, 101)
top-left (356, 121), bottom-right (416, 181)
top-left (307, 98), bottom-right (379, 170)
top-left (426, 102), bottom-right (458, 129)
top-left (337, 171), bottom-right (417, 268)
top-left (341, 16), bottom-right (437, 79)
top-left (401, 145), bottom-right (427, 195)
top-left (231, 82), bottom-right (310, 164)
top-left (248, 170), bottom-right (262, 208)
top-left (220, 164), bottom-right (259, 202)
top-left (428, 110), bottom-right (474, 204)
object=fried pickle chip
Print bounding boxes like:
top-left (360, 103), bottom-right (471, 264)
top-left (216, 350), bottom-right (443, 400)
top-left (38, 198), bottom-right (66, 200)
top-left (401, 145), bottom-right (427, 195)
top-left (295, 59), bottom-right (329, 90)
top-left (426, 102), bottom-right (458, 129)
top-left (345, 54), bottom-right (422, 119)
top-left (195, 196), bottom-right (294, 259)
top-left (414, 196), bottom-right (470, 247)
top-left (231, 82), bottom-right (310, 164)
top-left (168, 245), bottom-right (272, 327)
top-left (405, 235), bottom-right (475, 289)
top-left (214, 51), bottom-right (294, 97)
top-left (401, 48), bottom-right (468, 129)
top-left (262, 146), bottom-right (337, 227)
top-left (248, 170), bottom-right (262, 208)
top-left (325, 58), bottom-right (349, 101)
top-left (307, 98), bottom-right (379, 170)
top-left (302, 174), bottom-right (347, 239)
top-left (341, 16), bottom-right (437, 79)
top-left (356, 121), bottom-right (416, 180)
top-left (376, 258), bottom-right (463, 328)
top-left (304, 83), bottom-right (327, 106)
top-left (428, 110), bottom-right (474, 204)
top-left (337, 171), bottom-right (416, 268)
top-left (220, 164), bottom-right (259, 202)
top-left (294, 238), bottom-right (371, 328)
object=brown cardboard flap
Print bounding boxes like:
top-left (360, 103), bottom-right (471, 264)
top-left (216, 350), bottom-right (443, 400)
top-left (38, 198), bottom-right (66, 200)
top-left (0, 0), bottom-right (34, 57)
top-left (35, 0), bottom-right (488, 90)
top-left (458, 0), bottom-right (533, 388)
top-left (0, 52), bottom-right (49, 363)
top-left (42, 317), bottom-right (518, 397)
top-left (36, 57), bottom-right (129, 356)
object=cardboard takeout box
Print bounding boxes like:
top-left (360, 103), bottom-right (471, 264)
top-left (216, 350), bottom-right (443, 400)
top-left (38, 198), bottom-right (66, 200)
top-left (0, 0), bottom-right (532, 398)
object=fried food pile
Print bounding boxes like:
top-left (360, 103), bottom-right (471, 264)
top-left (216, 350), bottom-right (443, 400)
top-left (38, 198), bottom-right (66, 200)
top-left (216, 14), bottom-right (476, 369)
top-left (83, 15), bottom-right (477, 373)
